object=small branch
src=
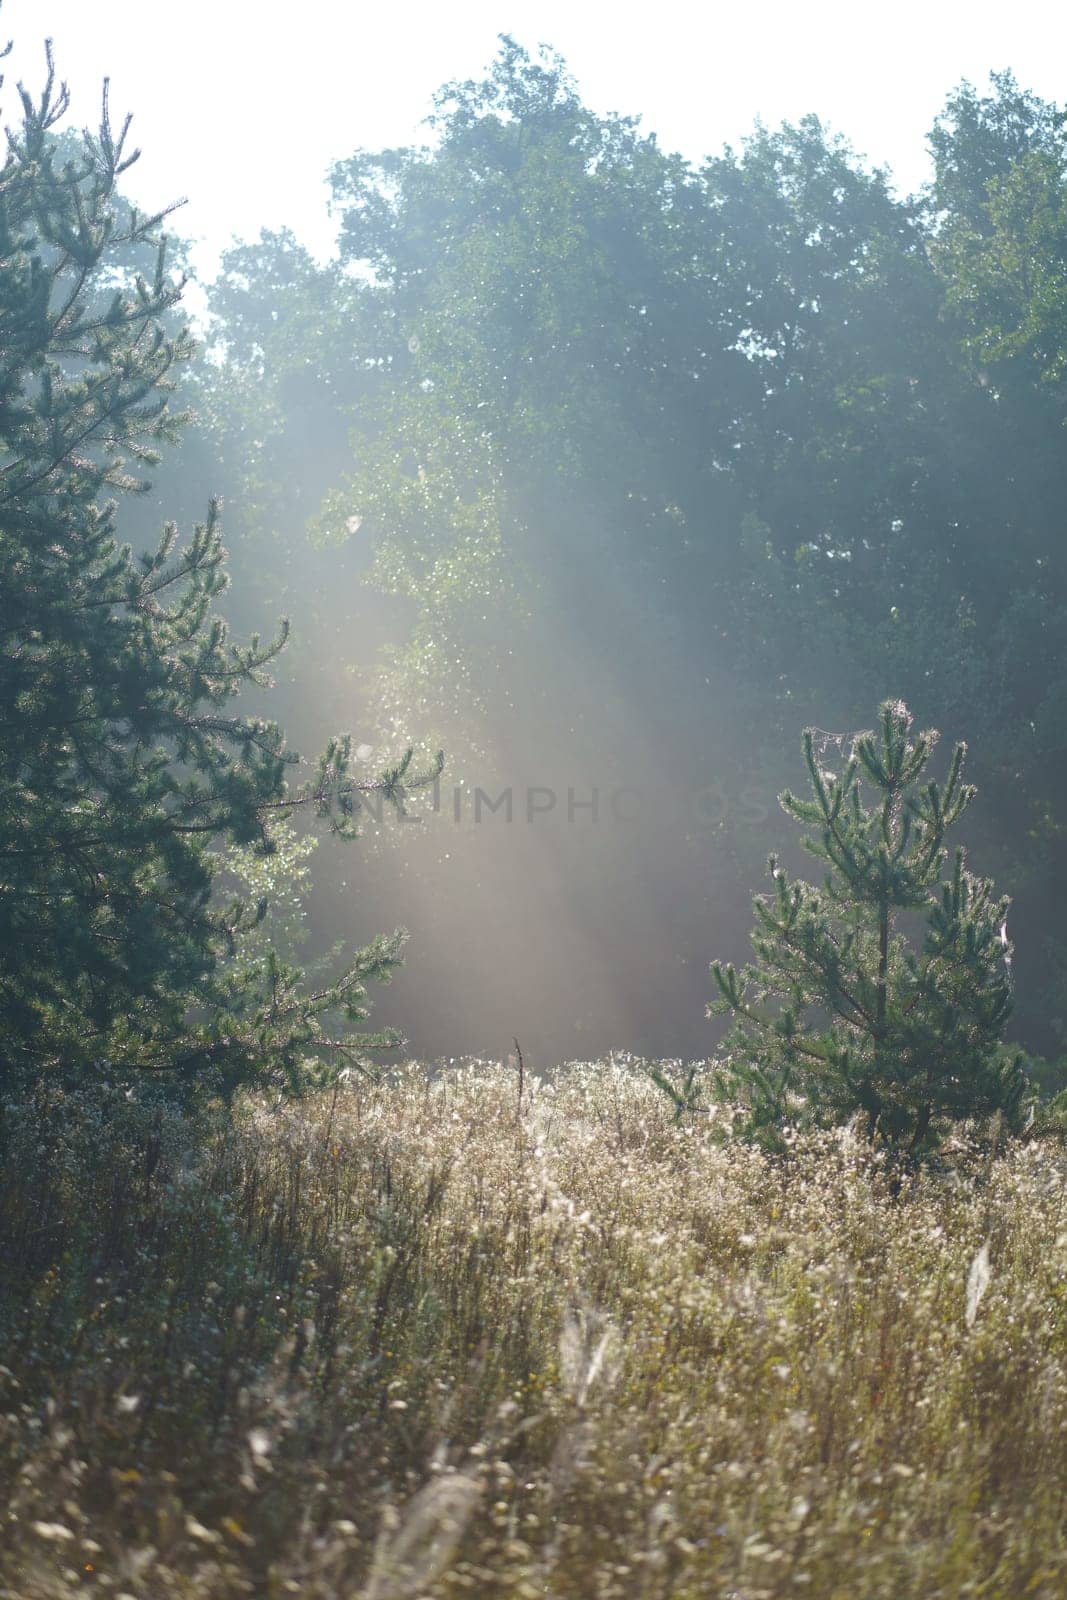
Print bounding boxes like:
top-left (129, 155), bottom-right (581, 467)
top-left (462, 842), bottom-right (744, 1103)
top-left (513, 1036), bottom-right (525, 1118)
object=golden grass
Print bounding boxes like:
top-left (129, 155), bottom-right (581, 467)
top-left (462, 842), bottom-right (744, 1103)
top-left (1, 1059), bottom-right (1065, 1597)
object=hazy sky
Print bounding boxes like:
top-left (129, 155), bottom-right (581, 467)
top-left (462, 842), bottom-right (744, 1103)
top-left (5, 0), bottom-right (1065, 278)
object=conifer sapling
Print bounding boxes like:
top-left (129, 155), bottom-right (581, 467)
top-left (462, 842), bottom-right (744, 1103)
top-left (710, 701), bottom-right (1025, 1153)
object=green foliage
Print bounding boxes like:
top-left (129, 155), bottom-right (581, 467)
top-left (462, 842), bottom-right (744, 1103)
top-left (0, 37), bottom-right (440, 1100)
top-left (216, 817), bottom-right (318, 962)
top-left (175, 46), bottom-right (1067, 1055)
top-left (930, 73), bottom-right (1067, 397)
top-left (645, 1059), bottom-right (709, 1119)
top-left (710, 703), bottom-right (1025, 1153)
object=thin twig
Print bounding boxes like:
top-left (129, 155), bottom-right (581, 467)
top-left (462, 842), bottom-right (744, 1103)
top-left (513, 1036), bottom-right (525, 1119)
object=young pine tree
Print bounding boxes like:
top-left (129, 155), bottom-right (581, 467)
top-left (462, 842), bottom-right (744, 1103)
top-left (710, 701), bottom-right (1024, 1154)
top-left (0, 38), bottom-right (439, 1100)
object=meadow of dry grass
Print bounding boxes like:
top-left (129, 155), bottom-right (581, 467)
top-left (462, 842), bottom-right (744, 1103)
top-left (1, 1059), bottom-right (1065, 1598)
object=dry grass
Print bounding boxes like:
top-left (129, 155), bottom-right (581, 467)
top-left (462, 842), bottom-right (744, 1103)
top-left (1, 1059), bottom-right (1065, 1598)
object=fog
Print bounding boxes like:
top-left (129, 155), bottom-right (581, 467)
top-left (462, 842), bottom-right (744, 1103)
top-left (113, 41), bottom-right (1067, 1070)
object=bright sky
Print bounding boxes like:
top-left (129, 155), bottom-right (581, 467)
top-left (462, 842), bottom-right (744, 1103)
top-left (5, 0), bottom-right (1066, 281)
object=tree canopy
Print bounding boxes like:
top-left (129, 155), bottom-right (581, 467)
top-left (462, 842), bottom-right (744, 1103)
top-left (190, 41), bottom-right (1067, 1060)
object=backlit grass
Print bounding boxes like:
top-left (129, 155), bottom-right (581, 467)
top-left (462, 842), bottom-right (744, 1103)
top-left (1, 1060), bottom-right (1065, 1597)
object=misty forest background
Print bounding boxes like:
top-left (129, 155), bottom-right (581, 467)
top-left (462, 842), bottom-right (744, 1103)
top-left (6, 31), bottom-right (1067, 1598)
top-left (116, 43), bottom-right (1067, 1070)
